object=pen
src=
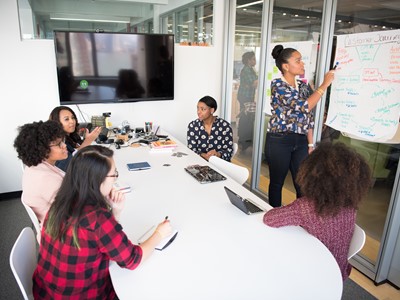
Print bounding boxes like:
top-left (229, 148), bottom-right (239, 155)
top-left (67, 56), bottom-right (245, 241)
top-left (165, 216), bottom-right (169, 221)
top-left (333, 62), bottom-right (339, 70)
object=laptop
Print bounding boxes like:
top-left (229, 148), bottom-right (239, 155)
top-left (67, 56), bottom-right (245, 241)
top-left (184, 165), bottom-right (226, 184)
top-left (224, 186), bottom-right (265, 215)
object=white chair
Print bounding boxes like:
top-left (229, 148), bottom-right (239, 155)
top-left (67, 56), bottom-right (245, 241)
top-left (348, 224), bottom-right (366, 260)
top-left (232, 142), bottom-right (238, 157)
top-left (21, 196), bottom-right (41, 244)
top-left (9, 227), bottom-right (37, 300)
top-left (209, 156), bottom-right (249, 185)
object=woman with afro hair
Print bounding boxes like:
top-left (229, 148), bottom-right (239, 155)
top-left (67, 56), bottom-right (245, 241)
top-left (14, 120), bottom-right (68, 230)
top-left (263, 142), bottom-right (372, 281)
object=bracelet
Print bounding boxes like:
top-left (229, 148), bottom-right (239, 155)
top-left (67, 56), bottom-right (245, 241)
top-left (316, 88), bottom-right (324, 97)
top-left (308, 144), bottom-right (314, 148)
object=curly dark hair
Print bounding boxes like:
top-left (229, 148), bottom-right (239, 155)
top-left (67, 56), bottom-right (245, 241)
top-left (49, 106), bottom-right (82, 148)
top-left (14, 120), bottom-right (65, 167)
top-left (296, 142), bottom-right (372, 217)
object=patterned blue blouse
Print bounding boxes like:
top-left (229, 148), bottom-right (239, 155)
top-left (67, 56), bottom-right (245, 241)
top-left (187, 117), bottom-right (233, 161)
top-left (268, 78), bottom-right (314, 134)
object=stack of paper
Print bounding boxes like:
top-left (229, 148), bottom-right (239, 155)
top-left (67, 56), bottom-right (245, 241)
top-left (150, 139), bottom-right (178, 153)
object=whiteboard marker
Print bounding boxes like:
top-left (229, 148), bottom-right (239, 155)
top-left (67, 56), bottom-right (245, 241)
top-left (333, 62), bottom-right (339, 70)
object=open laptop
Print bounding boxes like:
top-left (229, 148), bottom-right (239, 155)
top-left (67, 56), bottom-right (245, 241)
top-left (184, 165), bottom-right (226, 184)
top-left (224, 186), bottom-right (265, 215)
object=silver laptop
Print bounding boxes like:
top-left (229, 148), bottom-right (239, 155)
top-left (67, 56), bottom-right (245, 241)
top-left (224, 186), bottom-right (265, 214)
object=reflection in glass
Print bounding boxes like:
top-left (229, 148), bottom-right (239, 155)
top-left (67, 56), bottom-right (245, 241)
top-left (231, 0), bottom-right (264, 186)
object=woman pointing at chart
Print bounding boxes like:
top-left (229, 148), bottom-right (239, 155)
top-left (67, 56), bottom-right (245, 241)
top-left (264, 45), bottom-right (335, 207)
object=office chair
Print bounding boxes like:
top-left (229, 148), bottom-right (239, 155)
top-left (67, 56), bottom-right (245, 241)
top-left (232, 142), bottom-right (239, 157)
top-left (21, 195), bottom-right (41, 244)
top-left (209, 156), bottom-right (249, 185)
top-left (9, 227), bottom-right (37, 300)
top-left (348, 224), bottom-right (366, 260)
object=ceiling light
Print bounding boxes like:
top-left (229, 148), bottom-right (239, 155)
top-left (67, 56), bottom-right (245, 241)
top-left (50, 13), bottom-right (130, 24)
top-left (237, 1), bottom-right (263, 9)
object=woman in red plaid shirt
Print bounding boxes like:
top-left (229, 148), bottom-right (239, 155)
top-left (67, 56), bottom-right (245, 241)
top-left (33, 145), bottom-right (172, 299)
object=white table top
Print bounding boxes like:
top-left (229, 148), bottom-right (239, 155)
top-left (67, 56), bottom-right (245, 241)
top-left (109, 134), bottom-right (343, 300)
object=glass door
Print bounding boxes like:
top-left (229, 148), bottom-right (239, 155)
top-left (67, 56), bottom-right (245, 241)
top-left (230, 0), bottom-right (264, 183)
top-left (324, 0), bottom-right (400, 271)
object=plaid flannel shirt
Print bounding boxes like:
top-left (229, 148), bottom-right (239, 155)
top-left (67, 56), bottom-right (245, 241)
top-left (33, 205), bottom-right (142, 299)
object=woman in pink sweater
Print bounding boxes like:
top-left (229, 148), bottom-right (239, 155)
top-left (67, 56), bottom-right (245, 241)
top-left (263, 142), bottom-right (371, 280)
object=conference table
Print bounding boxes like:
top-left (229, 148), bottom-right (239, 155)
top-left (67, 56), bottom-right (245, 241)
top-left (108, 133), bottom-right (343, 300)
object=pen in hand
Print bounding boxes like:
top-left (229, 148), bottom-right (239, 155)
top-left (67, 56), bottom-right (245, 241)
top-left (333, 62), bottom-right (339, 70)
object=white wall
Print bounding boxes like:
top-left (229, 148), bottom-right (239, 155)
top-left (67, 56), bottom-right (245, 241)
top-left (0, 0), bottom-right (225, 194)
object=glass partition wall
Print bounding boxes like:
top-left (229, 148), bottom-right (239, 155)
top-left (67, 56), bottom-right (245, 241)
top-left (226, 0), bottom-right (400, 284)
top-left (230, 0), bottom-right (264, 184)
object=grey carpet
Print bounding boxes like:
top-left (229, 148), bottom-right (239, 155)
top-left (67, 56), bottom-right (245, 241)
top-left (0, 197), bottom-right (377, 300)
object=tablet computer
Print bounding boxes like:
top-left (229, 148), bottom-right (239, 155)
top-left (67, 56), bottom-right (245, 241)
top-left (127, 162), bottom-right (151, 171)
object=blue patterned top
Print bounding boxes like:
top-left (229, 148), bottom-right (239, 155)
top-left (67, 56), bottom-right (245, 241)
top-left (268, 78), bottom-right (314, 134)
top-left (187, 117), bottom-right (233, 161)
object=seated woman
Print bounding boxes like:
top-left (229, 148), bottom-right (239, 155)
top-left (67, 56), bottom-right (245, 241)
top-left (14, 120), bottom-right (68, 229)
top-left (263, 142), bottom-right (372, 281)
top-left (33, 145), bottom-right (172, 299)
top-left (49, 106), bottom-right (102, 171)
top-left (187, 95), bottom-right (234, 161)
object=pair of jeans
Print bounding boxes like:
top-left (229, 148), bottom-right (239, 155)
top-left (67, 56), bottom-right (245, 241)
top-left (265, 132), bottom-right (308, 207)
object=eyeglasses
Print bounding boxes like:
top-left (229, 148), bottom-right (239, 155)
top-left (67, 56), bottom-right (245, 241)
top-left (106, 170), bottom-right (119, 179)
top-left (50, 138), bottom-right (66, 149)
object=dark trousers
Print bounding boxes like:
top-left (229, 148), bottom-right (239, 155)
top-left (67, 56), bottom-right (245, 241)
top-left (264, 132), bottom-right (308, 207)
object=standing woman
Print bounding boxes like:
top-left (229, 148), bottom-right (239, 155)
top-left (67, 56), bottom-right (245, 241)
top-left (49, 106), bottom-right (102, 171)
top-left (187, 95), bottom-right (234, 161)
top-left (33, 145), bottom-right (172, 299)
top-left (237, 51), bottom-right (258, 150)
top-left (265, 45), bottom-right (335, 207)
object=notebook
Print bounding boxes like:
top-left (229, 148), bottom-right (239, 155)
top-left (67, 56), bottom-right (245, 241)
top-left (224, 186), bottom-right (265, 215)
top-left (184, 164), bottom-right (226, 184)
top-left (127, 161), bottom-right (151, 171)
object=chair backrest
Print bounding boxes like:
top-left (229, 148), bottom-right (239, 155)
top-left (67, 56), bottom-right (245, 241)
top-left (232, 143), bottom-right (238, 157)
top-left (21, 196), bottom-right (41, 244)
top-left (209, 156), bottom-right (249, 185)
top-left (9, 227), bottom-right (37, 300)
top-left (348, 224), bottom-right (366, 260)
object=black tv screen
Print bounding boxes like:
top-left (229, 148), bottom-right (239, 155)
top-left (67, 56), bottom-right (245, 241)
top-left (54, 31), bottom-right (174, 104)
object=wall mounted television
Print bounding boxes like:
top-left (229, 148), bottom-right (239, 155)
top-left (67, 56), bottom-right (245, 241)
top-left (54, 31), bottom-right (174, 105)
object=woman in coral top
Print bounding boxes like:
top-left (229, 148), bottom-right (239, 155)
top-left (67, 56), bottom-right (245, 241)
top-left (263, 142), bottom-right (372, 281)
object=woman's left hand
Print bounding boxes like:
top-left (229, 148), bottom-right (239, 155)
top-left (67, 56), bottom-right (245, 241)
top-left (108, 188), bottom-right (126, 220)
top-left (85, 126), bottom-right (102, 143)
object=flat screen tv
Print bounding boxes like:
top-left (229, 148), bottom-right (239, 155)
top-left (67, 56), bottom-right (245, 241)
top-left (54, 31), bottom-right (174, 104)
